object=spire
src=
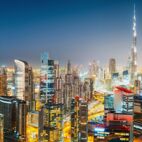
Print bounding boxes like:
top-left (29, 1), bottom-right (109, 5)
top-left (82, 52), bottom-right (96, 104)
top-left (133, 4), bottom-right (137, 48)
top-left (130, 4), bottom-right (137, 80)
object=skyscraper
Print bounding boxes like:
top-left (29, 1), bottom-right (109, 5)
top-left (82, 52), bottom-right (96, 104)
top-left (130, 5), bottom-right (137, 81)
top-left (14, 60), bottom-right (33, 110)
top-left (109, 58), bottom-right (116, 75)
top-left (64, 60), bottom-right (73, 111)
top-left (71, 97), bottom-right (88, 142)
top-left (40, 53), bottom-right (55, 103)
top-left (46, 59), bottom-right (55, 103)
top-left (54, 61), bottom-right (63, 104)
top-left (79, 100), bottom-right (88, 142)
top-left (40, 52), bottom-right (48, 103)
top-left (71, 97), bottom-right (79, 142)
top-left (72, 68), bottom-right (81, 99)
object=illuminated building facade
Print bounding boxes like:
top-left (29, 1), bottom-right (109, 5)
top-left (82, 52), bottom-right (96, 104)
top-left (72, 72), bottom-right (80, 98)
top-left (0, 67), bottom-right (7, 96)
top-left (111, 72), bottom-right (119, 87)
top-left (64, 60), bottom-right (73, 111)
top-left (71, 97), bottom-right (88, 142)
top-left (134, 80), bottom-right (140, 94)
top-left (14, 60), bottom-right (33, 110)
top-left (114, 87), bottom-right (134, 114)
top-left (114, 91), bottom-right (122, 113)
top-left (15, 99), bottom-right (27, 139)
top-left (71, 97), bottom-right (80, 142)
top-left (40, 53), bottom-right (64, 141)
top-left (122, 70), bottom-right (130, 85)
top-left (79, 101), bottom-right (88, 142)
top-left (83, 78), bottom-right (93, 101)
top-left (64, 61), bottom-right (85, 112)
top-left (7, 67), bottom-right (15, 96)
top-left (104, 94), bottom-right (114, 111)
top-left (90, 113), bottom-right (134, 141)
top-left (104, 94), bottom-right (114, 122)
top-left (46, 59), bottom-right (55, 103)
top-left (40, 53), bottom-right (55, 103)
top-left (54, 60), bottom-right (62, 104)
top-left (27, 110), bottom-right (44, 141)
top-left (41, 103), bottom-right (63, 142)
top-left (0, 96), bottom-right (26, 141)
top-left (40, 52), bottom-right (48, 102)
top-left (122, 94), bottom-right (134, 114)
top-left (105, 112), bottom-right (133, 142)
top-left (133, 95), bottom-right (142, 136)
top-left (108, 88), bottom-right (134, 141)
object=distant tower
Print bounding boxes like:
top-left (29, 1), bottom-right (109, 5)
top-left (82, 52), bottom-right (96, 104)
top-left (131, 5), bottom-right (137, 80)
top-left (88, 60), bottom-right (99, 77)
top-left (109, 58), bottom-right (116, 74)
top-left (67, 60), bottom-right (71, 74)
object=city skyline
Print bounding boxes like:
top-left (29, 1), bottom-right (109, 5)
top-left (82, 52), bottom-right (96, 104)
top-left (1, 1), bottom-right (142, 142)
top-left (0, 0), bottom-right (142, 67)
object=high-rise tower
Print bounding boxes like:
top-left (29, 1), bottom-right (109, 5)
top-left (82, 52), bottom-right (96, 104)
top-left (109, 58), bottom-right (116, 75)
top-left (67, 60), bottom-right (71, 74)
top-left (131, 5), bottom-right (137, 81)
top-left (14, 60), bottom-right (33, 109)
top-left (40, 53), bottom-right (55, 103)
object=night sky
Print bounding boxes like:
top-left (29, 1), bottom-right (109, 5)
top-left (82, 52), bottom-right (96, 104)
top-left (0, 0), bottom-right (142, 67)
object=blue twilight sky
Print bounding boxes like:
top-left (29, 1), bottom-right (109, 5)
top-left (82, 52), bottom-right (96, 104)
top-left (0, 0), bottom-right (142, 67)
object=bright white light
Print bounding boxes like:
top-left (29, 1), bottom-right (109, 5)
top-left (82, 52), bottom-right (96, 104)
top-left (94, 127), bottom-right (105, 132)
